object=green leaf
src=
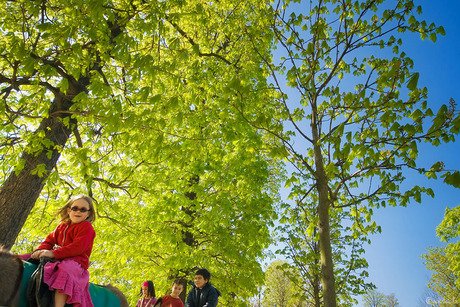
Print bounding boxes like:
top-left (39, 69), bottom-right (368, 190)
top-left (192, 44), bottom-right (200, 55)
top-left (437, 26), bottom-right (446, 36)
top-left (442, 171), bottom-right (460, 188)
top-left (407, 72), bottom-right (419, 91)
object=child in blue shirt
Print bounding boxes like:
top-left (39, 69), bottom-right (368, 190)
top-left (185, 269), bottom-right (221, 307)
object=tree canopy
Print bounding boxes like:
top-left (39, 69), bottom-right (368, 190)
top-left (422, 206), bottom-right (460, 306)
top-left (1, 0), bottom-right (459, 306)
top-left (1, 0), bottom-right (284, 305)
top-left (262, 260), bottom-right (307, 307)
top-left (363, 289), bottom-right (400, 307)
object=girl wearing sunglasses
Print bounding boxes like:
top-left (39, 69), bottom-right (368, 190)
top-left (28, 194), bottom-right (96, 307)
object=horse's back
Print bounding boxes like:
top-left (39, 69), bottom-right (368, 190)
top-left (89, 283), bottom-right (122, 307)
top-left (20, 261), bottom-right (122, 307)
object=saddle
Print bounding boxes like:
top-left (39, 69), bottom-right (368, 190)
top-left (20, 259), bottom-right (123, 307)
top-left (26, 257), bottom-right (56, 307)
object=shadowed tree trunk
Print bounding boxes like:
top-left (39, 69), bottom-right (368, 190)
top-left (163, 175), bottom-right (200, 303)
top-left (177, 174), bottom-right (200, 303)
top-left (0, 94), bottom-right (76, 249)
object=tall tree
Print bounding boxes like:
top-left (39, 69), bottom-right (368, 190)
top-left (262, 260), bottom-right (306, 307)
top-left (244, 0), bottom-right (460, 305)
top-left (1, 0), bottom-right (284, 304)
top-left (363, 289), bottom-right (399, 307)
top-left (385, 294), bottom-right (400, 307)
top-left (277, 195), bottom-right (372, 306)
top-left (363, 289), bottom-right (386, 307)
top-left (423, 206), bottom-right (460, 306)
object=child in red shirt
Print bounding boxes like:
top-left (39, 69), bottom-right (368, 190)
top-left (156, 280), bottom-right (184, 307)
top-left (29, 195), bottom-right (96, 307)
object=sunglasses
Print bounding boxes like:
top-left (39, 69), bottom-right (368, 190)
top-left (69, 206), bottom-right (91, 213)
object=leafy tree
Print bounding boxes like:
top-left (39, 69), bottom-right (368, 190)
top-left (363, 289), bottom-right (386, 307)
top-left (277, 197), bottom-right (372, 306)
top-left (1, 0), bottom-right (284, 304)
top-left (422, 246), bottom-right (460, 305)
top-left (262, 260), bottom-right (306, 307)
top-left (422, 206), bottom-right (460, 306)
top-left (245, 0), bottom-right (460, 305)
top-left (363, 290), bottom-right (399, 307)
top-left (385, 294), bottom-right (400, 307)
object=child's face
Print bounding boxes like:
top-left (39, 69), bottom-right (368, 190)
top-left (171, 284), bottom-right (183, 298)
top-left (194, 275), bottom-right (208, 289)
top-left (67, 199), bottom-right (91, 224)
top-left (142, 286), bottom-right (150, 298)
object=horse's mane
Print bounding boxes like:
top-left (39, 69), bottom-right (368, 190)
top-left (0, 247), bottom-right (24, 306)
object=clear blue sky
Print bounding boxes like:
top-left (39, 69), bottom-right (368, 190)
top-left (358, 0), bottom-right (460, 305)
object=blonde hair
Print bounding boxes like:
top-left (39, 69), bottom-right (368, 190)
top-left (57, 194), bottom-right (96, 223)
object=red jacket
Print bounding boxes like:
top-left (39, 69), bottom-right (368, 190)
top-left (161, 295), bottom-right (184, 307)
top-left (37, 221), bottom-right (96, 270)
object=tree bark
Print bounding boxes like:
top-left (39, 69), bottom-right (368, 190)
top-left (311, 99), bottom-right (337, 306)
top-left (0, 95), bottom-right (75, 249)
top-left (313, 259), bottom-right (321, 307)
top-left (317, 180), bottom-right (336, 307)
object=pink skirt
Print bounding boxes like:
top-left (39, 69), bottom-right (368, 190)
top-left (43, 260), bottom-right (94, 307)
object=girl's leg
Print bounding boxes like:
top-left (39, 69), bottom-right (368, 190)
top-left (54, 290), bottom-right (68, 307)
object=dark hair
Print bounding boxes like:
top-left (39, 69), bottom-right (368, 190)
top-left (195, 268), bottom-right (211, 281)
top-left (139, 280), bottom-right (155, 298)
top-left (172, 279), bottom-right (185, 287)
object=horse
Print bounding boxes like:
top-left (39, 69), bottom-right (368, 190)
top-left (0, 248), bottom-right (23, 306)
top-left (0, 248), bottom-right (129, 307)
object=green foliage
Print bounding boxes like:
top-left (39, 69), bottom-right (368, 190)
top-left (1, 0), bottom-right (284, 305)
top-left (363, 289), bottom-right (400, 307)
top-left (277, 194), bottom-right (374, 306)
top-left (423, 205), bottom-right (460, 305)
top-left (252, 0), bottom-right (459, 305)
top-left (262, 260), bottom-right (307, 307)
top-left (436, 206), bottom-right (460, 242)
top-left (433, 206), bottom-right (460, 304)
top-left (422, 246), bottom-right (460, 306)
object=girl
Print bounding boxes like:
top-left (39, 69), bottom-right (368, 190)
top-left (137, 280), bottom-right (157, 307)
top-left (30, 194), bottom-right (96, 307)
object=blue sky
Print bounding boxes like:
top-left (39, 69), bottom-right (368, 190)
top-left (358, 0), bottom-right (460, 305)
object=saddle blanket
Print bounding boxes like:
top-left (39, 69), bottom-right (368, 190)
top-left (19, 261), bottom-right (121, 307)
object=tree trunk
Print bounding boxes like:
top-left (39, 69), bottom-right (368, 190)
top-left (311, 100), bottom-right (337, 306)
top-left (313, 266), bottom-right (321, 307)
top-left (317, 180), bottom-right (336, 307)
top-left (0, 95), bottom-right (75, 249)
top-left (171, 174), bottom-right (200, 303)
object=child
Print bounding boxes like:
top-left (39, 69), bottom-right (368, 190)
top-left (185, 269), bottom-right (221, 307)
top-left (29, 194), bottom-right (96, 307)
top-left (137, 280), bottom-right (157, 307)
top-left (156, 280), bottom-right (184, 307)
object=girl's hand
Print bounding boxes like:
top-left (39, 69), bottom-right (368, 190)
top-left (31, 249), bottom-right (54, 259)
top-left (40, 250), bottom-right (55, 259)
top-left (31, 250), bottom-right (43, 259)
